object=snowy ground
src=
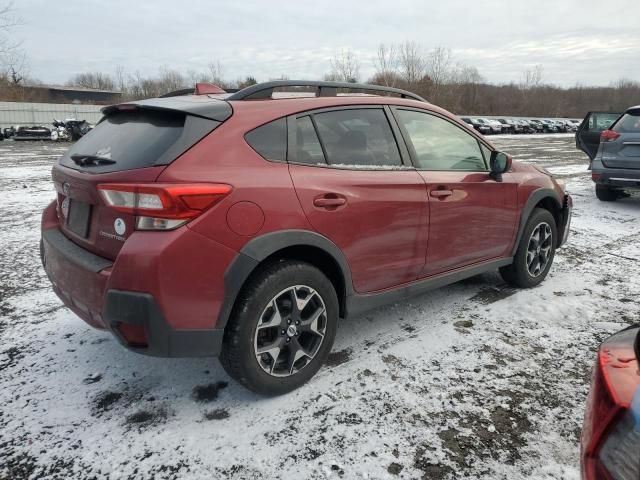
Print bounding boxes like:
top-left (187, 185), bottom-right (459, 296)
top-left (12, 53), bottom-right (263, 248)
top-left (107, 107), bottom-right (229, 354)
top-left (1, 135), bottom-right (639, 480)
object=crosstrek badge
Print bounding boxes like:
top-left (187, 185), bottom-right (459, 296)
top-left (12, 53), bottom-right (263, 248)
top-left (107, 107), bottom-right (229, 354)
top-left (114, 218), bottom-right (126, 236)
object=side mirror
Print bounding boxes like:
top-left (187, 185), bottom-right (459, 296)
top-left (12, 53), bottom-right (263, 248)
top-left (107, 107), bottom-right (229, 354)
top-left (489, 152), bottom-right (512, 182)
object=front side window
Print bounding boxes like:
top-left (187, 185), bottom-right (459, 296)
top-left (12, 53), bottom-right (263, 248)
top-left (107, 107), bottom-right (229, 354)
top-left (295, 116), bottom-right (325, 165)
top-left (312, 109), bottom-right (402, 167)
top-left (396, 109), bottom-right (487, 171)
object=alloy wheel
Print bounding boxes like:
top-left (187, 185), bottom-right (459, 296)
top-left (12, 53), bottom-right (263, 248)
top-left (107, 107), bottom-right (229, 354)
top-left (254, 285), bottom-right (327, 377)
top-left (526, 222), bottom-right (553, 277)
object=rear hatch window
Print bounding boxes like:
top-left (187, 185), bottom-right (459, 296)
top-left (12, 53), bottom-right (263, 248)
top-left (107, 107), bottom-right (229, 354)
top-left (60, 109), bottom-right (220, 174)
top-left (613, 110), bottom-right (640, 133)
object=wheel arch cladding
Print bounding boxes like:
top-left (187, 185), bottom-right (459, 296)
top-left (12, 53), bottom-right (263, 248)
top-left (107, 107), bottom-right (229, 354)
top-left (218, 230), bottom-right (353, 330)
top-left (512, 188), bottom-right (562, 256)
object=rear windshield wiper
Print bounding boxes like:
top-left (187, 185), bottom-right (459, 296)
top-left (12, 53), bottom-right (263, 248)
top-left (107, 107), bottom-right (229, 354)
top-left (70, 154), bottom-right (116, 166)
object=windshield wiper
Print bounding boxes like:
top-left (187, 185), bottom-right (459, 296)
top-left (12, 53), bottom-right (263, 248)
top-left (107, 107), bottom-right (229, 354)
top-left (70, 154), bottom-right (116, 166)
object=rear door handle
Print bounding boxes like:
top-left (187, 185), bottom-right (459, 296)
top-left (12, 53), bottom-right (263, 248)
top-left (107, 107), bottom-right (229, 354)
top-left (430, 189), bottom-right (453, 198)
top-left (313, 195), bottom-right (347, 208)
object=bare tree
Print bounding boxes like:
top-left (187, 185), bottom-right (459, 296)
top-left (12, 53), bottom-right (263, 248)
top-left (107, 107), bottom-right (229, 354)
top-left (207, 60), bottom-right (225, 86)
top-left (328, 49), bottom-right (360, 83)
top-left (521, 64), bottom-right (544, 89)
top-left (0, 2), bottom-right (20, 56)
top-left (374, 43), bottom-right (399, 87)
top-left (114, 65), bottom-right (127, 92)
top-left (426, 47), bottom-right (452, 87)
top-left (398, 41), bottom-right (426, 86)
top-left (68, 72), bottom-right (115, 90)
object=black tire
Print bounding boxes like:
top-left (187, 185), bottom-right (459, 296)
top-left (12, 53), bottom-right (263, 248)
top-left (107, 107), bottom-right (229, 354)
top-left (220, 260), bottom-right (338, 395)
top-left (500, 208), bottom-right (557, 288)
top-left (595, 185), bottom-right (617, 202)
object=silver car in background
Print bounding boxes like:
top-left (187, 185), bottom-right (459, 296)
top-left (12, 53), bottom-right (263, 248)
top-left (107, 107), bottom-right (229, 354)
top-left (577, 106), bottom-right (639, 201)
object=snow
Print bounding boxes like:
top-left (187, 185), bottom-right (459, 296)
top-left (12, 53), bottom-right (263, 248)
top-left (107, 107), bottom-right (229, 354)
top-left (1, 137), bottom-right (639, 479)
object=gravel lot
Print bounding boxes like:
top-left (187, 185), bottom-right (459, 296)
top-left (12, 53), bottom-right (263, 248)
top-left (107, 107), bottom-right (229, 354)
top-left (1, 134), bottom-right (639, 480)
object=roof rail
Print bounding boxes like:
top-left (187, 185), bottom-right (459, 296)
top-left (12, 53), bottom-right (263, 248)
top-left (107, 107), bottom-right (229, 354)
top-left (226, 80), bottom-right (426, 102)
top-left (159, 83), bottom-right (228, 98)
top-left (159, 88), bottom-right (195, 98)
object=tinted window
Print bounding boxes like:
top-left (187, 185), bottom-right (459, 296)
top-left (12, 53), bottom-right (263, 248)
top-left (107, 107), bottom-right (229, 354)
top-left (313, 109), bottom-right (402, 167)
top-left (295, 116), bottom-right (325, 164)
top-left (397, 109), bottom-right (486, 171)
top-left (245, 118), bottom-right (287, 161)
top-left (613, 112), bottom-right (640, 133)
top-left (62, 110), bottom-right (188, 172)
top-left (587, 113), bottom-right (621, 131)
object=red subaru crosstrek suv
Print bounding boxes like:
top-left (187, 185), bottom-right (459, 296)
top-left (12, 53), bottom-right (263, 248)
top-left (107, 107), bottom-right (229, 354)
top-left (41, 81), bottom-right (572, 394)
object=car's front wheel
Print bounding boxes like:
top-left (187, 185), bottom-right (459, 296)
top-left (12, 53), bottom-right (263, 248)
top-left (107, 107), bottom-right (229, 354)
top-left (220, 260), bottom-right (338, 395)
top-left (500, 208), bottom-right (557, 288)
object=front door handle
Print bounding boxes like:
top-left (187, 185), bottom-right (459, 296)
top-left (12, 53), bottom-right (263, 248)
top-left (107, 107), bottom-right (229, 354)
top-left (430, 189), bottom-right (453, 198)
top-left (313, 195), bottom-right (347, 208)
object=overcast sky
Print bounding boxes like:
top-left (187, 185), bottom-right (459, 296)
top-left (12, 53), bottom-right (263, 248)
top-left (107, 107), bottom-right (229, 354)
top-left (14, 0), bottom-right (640, 88)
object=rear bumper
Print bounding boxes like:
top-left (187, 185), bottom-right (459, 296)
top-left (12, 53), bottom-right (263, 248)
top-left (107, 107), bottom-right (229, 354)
top-left (102, 290), bottom-right (224, 357)
top-left (593, 168), bottom-right (640, 190)
top-left (41, 200), bottom-right (235, 357)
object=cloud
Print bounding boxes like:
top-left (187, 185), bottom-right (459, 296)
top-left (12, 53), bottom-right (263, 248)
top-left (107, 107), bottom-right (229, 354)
top-left (14, 0), bottom-right (640, 87)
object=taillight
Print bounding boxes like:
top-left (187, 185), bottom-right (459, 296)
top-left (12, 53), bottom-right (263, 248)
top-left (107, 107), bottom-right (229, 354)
top-left (97, 183), bottom-right (232, 231)
top-left (592, 172), bottom-right (602, 182)
top-left (601, 130), bottom-right (621, 142)
top-left (582, 328), bottom-right (640, 480)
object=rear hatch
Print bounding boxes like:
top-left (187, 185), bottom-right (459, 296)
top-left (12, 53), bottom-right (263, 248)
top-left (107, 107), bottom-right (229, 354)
top-left (601, 107), bottom-right (640, 169)
top-left (52, 96), bottom-right (232, 260)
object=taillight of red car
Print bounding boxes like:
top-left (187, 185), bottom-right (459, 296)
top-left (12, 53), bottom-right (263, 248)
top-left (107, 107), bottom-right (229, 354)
top-left (600, 130), bottom-right (621, 142)
top-left (581, 327), bottom-right (640, 480)
top-left (97, 183), bottom-right (232, 231)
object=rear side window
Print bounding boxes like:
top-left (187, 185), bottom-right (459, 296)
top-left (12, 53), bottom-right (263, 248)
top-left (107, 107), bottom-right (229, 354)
top-left (613, 112), bottom-right (640, 133)
top-left (61, 109), bottom-right (219, 173)
top-left (245, 118), bottom-right (287, 161)
top-left (313, 109), bottom-right (402, 167)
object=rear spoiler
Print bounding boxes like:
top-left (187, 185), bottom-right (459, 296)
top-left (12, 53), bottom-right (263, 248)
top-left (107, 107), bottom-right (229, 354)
top-left (101, 95), bottom-right (232, 122)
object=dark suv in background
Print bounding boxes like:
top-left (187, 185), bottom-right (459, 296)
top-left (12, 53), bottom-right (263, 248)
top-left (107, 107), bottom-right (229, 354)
top-left (577, 107), bottom-right (639, 201)
top-left (41, 80), bottom-right (572, 394)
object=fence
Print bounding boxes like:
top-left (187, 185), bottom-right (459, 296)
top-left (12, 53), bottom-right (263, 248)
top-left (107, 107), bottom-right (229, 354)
top-left (0, 102), bottom-right (104, 130)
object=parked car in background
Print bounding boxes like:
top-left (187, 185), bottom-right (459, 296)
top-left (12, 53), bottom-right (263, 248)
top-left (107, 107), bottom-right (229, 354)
top-left (460, 116), bottom-right (491, 135)
top-left (3, 127), bottom-right (15, 139)
top-left (496, 118), bottom-right (517, 134)
top-left (581, 324), bottom-right (639, 479)
top-left (476, 118), bottom-right (502, 134)
top-left (518, 119), bottom-right (538, 134)
top-left (539, 120), bottom-right (558, 133)
top-left (528, 119), bottom-right (545, 133)
top-left (577, 107), bottom-right (638, 201)
top-left (14, 125), bottom-right (52, 141)
top-left (40, 80), bottom-right (572, 394)
top-left (553, 120), bottom-right (567, 133)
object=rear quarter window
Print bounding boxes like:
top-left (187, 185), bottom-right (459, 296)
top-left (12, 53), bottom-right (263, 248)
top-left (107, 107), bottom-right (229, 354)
top-left (244, 118), bottom-right (287, 161)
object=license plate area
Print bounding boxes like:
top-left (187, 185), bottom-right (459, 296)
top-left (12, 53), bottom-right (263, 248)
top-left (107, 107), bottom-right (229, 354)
top-left (67, 199), bottom-right (92, 238)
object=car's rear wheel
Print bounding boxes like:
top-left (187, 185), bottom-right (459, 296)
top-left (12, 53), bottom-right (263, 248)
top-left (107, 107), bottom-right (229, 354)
top-left (220, 260), bottom-right (338, 395)
top-left (595, 185), bottom-right (618, 202)
top-left (500, 208), bottom-right (557, 288)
